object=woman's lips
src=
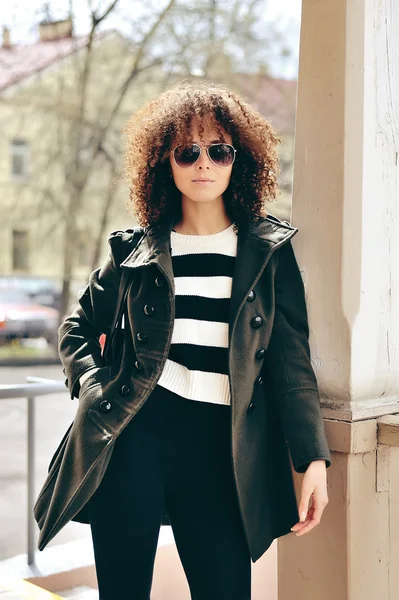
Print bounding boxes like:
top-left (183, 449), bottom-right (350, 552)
top-left (192, 179), bottom-right (214, 185)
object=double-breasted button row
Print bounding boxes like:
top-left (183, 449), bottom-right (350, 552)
top-left (247, 289), bottom-right (261, 327)
top-left (247, 375), bottom-right (264, 415)
top-left (99, 382), bottom-right (133, 413)
top-left (247, 377), bottom-right (263, 414)
top-left (137, 274), bottom-right (164, 348)
top-left (248, 289), bottom-right (264, 393)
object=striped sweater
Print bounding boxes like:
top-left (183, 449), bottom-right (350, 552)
top-left (156, 222), bottom-right (238, 405)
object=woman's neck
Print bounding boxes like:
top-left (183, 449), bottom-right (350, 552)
top-left (173, 196), bottom-right (232, 235)
top-left (173, 213), bottom-right (232, 235)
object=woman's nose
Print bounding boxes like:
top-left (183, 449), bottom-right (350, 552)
top-left (196, 148), bottom-right (212, 169)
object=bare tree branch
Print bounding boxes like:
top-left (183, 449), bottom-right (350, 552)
top-left (1, 0), bottom-right (296, 322)
top-left (92, 0), bottom-right (120, 26)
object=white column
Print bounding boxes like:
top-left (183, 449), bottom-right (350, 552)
top-left (278, 0), bottom-right (399, 598)
top-left (291, 0), bottom-right (399, 421)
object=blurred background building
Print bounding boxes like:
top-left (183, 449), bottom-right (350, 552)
top-left (0, 3), bottom-right (298, 324)
top-left (1, 1), bottom-right (399, 599)
top-left (0, 3), bottom-right (301, 597)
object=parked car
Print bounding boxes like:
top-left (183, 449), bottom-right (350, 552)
top-left (0, 287), bottom-right (59, 347)
top-left (0, 275), bottom-right (61, 311)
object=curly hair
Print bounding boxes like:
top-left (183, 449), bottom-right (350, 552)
top-left (121, 78), bottom-right (281, 230)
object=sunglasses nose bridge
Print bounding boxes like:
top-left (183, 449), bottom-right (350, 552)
top-left (193, 146), bottom-right (212, 168)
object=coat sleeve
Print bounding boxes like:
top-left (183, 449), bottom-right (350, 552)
top-left (263, 239), bottom-right (332, 473)
top-left (58, 229), bottom-right (143, 400)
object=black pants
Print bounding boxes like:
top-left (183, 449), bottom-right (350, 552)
top-left (87, 384), bottom-right (252, 599)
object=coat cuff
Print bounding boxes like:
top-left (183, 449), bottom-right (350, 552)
top-left (282, 387), bottom-right (332, 474)
top-left (70, 361), bottom-right (104, 400)
top-left (294, 457), bottom-right (332, 474)
top-left (79, 368), bottom-right (99, 387)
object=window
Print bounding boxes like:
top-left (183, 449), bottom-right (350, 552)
top-left (12, 230), bottom-right (29, 270)
top-left (10, 139), bottom-right (29, 180)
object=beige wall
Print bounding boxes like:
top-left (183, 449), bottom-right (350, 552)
top-left (0, 31), bottom-right (294, 298)
top-left (278, 0), bottom-right (399, 597)
top-left (0, 32), bottom-right (163, 285)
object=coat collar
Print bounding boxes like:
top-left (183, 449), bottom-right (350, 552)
top-left (120, 212), bottom-right (298, 271)
top-left (120, 213), bottom-right (298, 335)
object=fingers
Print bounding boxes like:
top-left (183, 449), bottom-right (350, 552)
top-left (295, 507), bottom-right (318, 536)
top-left (292, 492), bottom-right (328, 537)
top-left (297, 489), bottom-right (312, 524)
top-left (290, 506), bottom-right (314, 534)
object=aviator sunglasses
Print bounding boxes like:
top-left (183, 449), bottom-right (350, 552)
top-left (172, 142), bottom-right (237, 169)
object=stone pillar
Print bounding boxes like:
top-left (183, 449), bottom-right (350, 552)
top-left (278, 0), bottom-right (399, 598)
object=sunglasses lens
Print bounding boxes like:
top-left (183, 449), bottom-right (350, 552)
top-left (174, 144), bottom-right (201, 167)
top-left (208, 144), bottom-right (235, 167)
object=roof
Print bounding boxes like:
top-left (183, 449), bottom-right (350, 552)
top-left (0, 34), bottom-right (296, 132)
top-left (0, 32), bottom-right (110, 92)
top-left (232, 72), bottom-right (297, 133)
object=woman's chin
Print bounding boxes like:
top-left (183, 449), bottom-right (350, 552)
top-left (182, 192), bottom-right (224, 204)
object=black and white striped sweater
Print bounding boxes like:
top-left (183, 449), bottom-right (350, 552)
top-left (156, 222), bottom-right (238, 405)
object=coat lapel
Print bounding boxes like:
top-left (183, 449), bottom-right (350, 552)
top-left (228, 218), bottom-right (298, 341)
top-left (119, 214), bottom-right (298, 337)
top-left (120, 215), bottom-right (176, 296)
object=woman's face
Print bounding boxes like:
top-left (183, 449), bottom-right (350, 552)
top-left (169, 116), bottom-right (233, 207)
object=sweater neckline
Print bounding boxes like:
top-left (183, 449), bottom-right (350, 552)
top-left (171, 223), bottom-right (236, 245)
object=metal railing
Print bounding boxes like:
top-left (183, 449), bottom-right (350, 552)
top-left (0, 377), bottom-right (67, 567)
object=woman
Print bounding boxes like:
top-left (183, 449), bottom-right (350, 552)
top-left (34, 79), bottom-right (331, 599)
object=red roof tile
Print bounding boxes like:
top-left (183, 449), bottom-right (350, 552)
top-left (0, 35), bottom-right (296, 133)
top-left (0, 34), bottom-right (93, 92)
top-left (232, 73), bottom-right (297, 133)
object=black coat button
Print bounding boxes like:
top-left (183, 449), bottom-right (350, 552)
top-left (254, 375), bottom-right (263, 387)
top-left (120, 385), bottom-right (130, 396)
top-left (135, 360), bottom-right (143, 371)
top-left (251, 316), bottom-right (263, 328)
top-left (247, 290), bottom-right (256, 302)
top-left (155, 276), bottom-right (164, 287)
top-left (136, 332), bottom-right (148, 343)
top-left (99, 400), bottom-right (112, 413)
top-left (247, 401), bottom-right (255, 413)
top-left (255, 348), bottom-right (265, 359)
top-left (144, 304), bottom-right (155, 316)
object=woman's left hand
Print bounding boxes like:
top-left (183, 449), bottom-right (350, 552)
top-left (290, 459), bottom-right (329, 537)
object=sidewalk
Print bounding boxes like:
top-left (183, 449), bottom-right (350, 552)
top-left (0, 533), bottom-right (277, 599)
top-left (0, 580), bottom-right (63, 599)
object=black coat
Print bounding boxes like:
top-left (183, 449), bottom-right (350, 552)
top-left (33, 212), bottom-right (331, 563)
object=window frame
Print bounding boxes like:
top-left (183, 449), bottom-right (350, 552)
top-left (10, 139), bottom-right (30, 181)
